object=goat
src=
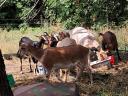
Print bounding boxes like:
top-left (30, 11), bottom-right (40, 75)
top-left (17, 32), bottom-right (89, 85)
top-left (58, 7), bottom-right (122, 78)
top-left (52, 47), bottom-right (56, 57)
top-left (57, 32), bottom-right (76, 47)
top-left (35, 33), bottom-right (58, 48)
top-left (60, 28), bottom-right (101, 61)
top-left (37, 32), bottom-right (76, 81)
top-left (57, 32), bottom-right (77, 81)
top-left (70, 27), bottom-right (100, 50)
top-left (50, 32), bottom-right (59, 47)
top-left (17, 37), bottom-right (46, 74)
top-left (16, 49), bottom-right (33, 73)
top-left (57, 31), bottom-right (98, 81)
top-left (63, 27), bottom-right (101, 60)
top-left (19, 37), bottom-right (93, 83)
top-left (99, 31), bottom-right (121, 61)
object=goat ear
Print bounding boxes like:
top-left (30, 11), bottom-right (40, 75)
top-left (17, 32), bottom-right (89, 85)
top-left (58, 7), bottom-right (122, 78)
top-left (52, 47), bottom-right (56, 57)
top-left (98, 33), bottom-right (103, 37)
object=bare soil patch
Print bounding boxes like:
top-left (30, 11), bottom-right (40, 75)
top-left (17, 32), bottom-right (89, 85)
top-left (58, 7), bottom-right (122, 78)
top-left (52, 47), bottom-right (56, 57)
top-left (4, 55), bottom-right (128, 95)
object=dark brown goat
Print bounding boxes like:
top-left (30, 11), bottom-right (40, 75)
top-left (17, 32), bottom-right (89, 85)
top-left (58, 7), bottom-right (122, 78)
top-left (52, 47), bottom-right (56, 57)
top-left (99, 31), bottom-right (121, 61)
top-left (35, 32), bottom-right (59, 48)
top-left (17, 37), bottom-right (46, 74)
top-left (19, 37), bottom-right (93, 83)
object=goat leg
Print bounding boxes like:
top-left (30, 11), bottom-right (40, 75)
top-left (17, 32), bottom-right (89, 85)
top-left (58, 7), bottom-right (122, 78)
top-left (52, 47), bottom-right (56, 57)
top-left (55, 69), bottom-right (63, 82)
top-left (116, 48), bottom-right (121, 62)
top-left (33, 63), bottom-right (39, 75)
top-left (29, 57), bottom-right (33, 72)
top-left (59, 69), bottom-right (69, 82)
top-left (88, 67), bottom-right (93, 85)
top-left (75, 64), bottom-right (84, 81)
top-left (20, 58), bottom-right (23, 74)
top-left (36, 63), bottom-right (39, 73)
top-left (60, 69), bottom-right (63, 78)
top-left (63, 69), bottom-right (69, 83)
top-left (46, 69), bottom-right (52, 80)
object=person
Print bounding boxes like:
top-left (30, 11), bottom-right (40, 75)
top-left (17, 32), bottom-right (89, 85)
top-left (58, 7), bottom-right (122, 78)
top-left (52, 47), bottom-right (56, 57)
top-left (0, 49), bottom-right (14, 96)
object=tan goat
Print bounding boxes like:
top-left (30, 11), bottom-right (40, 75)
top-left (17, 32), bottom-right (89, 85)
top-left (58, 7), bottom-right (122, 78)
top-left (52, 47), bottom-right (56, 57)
top-left (19, 37), bottom-right (93, 83)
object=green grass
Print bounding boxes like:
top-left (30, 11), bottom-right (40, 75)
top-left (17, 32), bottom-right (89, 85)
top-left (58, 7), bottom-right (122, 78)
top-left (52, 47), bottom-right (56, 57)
top-left (0, 27), bottom-right (49, 54)
top-left (0, 24), bottom-right (128, 96)
top-left (0, 24), bottom-right (128, 54)
top-left (0, 23), bottom-right (64, 54)
top-left (96, 25), bottom-right (128, 50)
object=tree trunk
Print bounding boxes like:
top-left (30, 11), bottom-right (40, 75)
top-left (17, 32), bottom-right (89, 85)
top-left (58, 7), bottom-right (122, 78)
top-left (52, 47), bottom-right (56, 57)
top-left (0, 49), bottom-right (14, 96)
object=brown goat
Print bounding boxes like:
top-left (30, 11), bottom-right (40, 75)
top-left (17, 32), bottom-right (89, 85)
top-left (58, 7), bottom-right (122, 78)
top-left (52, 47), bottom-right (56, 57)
top-left (17, 37), bottom-right (46, 74)
top-left (19, 37), bottom-right (93, 83)
top-left (57, 32), bottom-right (77, 81)
top-left (99, 31), bottom-right (121, 61)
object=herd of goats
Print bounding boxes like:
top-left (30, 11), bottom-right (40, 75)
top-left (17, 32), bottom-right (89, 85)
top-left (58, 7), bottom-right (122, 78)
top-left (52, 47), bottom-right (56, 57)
top-left (16, 27), bottom-right (121, 83)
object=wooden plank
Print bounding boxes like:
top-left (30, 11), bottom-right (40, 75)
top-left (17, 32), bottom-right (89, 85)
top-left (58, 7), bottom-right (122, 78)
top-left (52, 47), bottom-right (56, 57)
top-left (13, 81), bottom-right (79, 96)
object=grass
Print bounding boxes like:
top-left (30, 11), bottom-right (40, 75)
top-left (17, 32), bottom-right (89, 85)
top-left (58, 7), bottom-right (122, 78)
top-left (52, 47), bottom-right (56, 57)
top-left (0, 28), bottom-right (43, 54)
top-left (1, 23), bottom-right (128, 96)
top-left (0, 24), bottom-right (128, 54)
top-left (0, 23), bottom-right (64, 54)
top-left (96, 25), bottom-right (128, 50)
top-left (78, 66), bottom-right (128, 96)
top-left (0, 23), bottom-right (128, 54)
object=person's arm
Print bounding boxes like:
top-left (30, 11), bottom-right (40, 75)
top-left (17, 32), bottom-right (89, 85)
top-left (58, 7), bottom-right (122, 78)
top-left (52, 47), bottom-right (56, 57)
top-left (0, 49), bottom-right (14, 96)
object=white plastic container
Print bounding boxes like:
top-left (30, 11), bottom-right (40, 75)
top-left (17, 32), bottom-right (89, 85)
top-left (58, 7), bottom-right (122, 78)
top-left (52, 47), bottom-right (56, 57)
top-left (37, 65), bottom-right (48, 75)
top-left (90, 58), bottom-right (110, 68)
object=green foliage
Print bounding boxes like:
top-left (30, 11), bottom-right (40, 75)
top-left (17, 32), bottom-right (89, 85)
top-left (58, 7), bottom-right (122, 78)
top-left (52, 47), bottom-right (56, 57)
top-left (0, 0), bottom-right (128, 29)
top-left (19, 22), bottom-right (28, 33)
top-left (45, 0), bottom-right (128, 28)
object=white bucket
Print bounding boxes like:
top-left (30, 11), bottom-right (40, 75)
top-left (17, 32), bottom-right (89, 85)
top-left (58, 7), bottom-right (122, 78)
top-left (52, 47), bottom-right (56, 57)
top-left (37, 65), bottom-right (48, 75)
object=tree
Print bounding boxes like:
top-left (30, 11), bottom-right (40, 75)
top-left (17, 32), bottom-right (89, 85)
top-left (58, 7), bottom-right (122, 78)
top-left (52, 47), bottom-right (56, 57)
top-left (0, 0), bottom-right (128, 29)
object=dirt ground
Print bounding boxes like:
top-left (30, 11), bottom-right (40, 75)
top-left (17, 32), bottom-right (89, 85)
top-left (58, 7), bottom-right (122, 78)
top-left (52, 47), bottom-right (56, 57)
top-left (4, 55), bottom-right (128, 96)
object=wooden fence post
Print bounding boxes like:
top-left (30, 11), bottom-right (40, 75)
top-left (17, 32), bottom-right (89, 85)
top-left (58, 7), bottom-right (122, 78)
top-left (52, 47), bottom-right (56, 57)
top-left (0, 49), bottom-right (14, 96)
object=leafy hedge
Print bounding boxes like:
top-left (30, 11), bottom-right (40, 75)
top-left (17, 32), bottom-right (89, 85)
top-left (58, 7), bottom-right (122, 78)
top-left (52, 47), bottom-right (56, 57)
top-left (0, 0), bottom-right (128, 29)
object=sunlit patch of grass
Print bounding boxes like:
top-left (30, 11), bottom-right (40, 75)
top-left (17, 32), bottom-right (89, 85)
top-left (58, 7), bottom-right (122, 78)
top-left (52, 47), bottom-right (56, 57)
top-left (50, 23), bottom-right (64, 33)
top-left (0, 23), bottom-right (128, 54)
top-left (96, 25), bottom-right (128, 50)
top-left (0, 27), bottom-right (47, 54)
top-left (0, 23), bottom-right (64, 54)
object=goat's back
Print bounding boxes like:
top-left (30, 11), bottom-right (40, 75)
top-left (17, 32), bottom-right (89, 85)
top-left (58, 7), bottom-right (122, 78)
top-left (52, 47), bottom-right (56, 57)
top-left (57, 37), bottom-right (76, 47)
top-left (70, 27), bottom-right (100, 49)
top-left (41, 45), bottom-right (89, 68)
